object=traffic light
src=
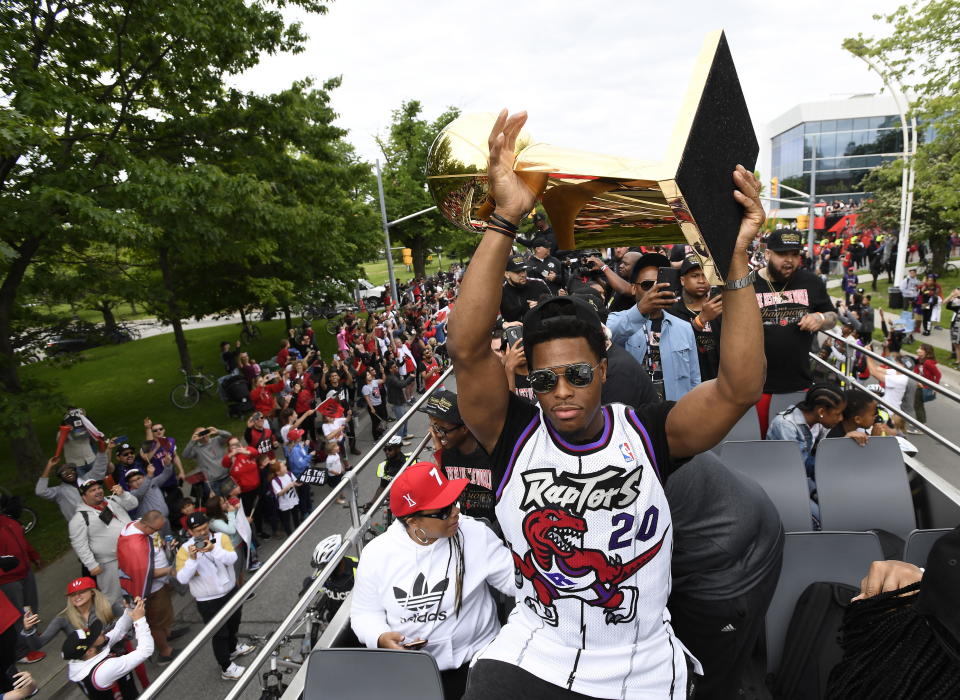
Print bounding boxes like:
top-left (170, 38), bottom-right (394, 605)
top-left (796, 213), bottom-right (809, 230)
top-left (401, 248), bottom-right (412, 265)
top-left (770, 177), bottom-right (779, 199)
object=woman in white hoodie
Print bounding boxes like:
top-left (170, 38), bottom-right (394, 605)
top-left (351, 462), bottom-right (515, 700)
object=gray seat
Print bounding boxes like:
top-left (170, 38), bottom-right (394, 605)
top-left (724, 409), bottom-right (761, 442)
top-left (769, 391), bottom-right (806, 419)
top-left (766, 531), bottom-right (884, 674)
top-left (720, 440), bottom-right (813, 532)
top-left (903, 528), bottom-right (953, 567)
top-left (305, 648), bottom-right (443, 700)
top-left (814, 436), bottom-right (916, 539)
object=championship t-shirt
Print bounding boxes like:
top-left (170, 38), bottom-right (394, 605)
top-left (478, 392), bottom-right (697, 697)
top-left (753, 269), bottom-right (834, 393)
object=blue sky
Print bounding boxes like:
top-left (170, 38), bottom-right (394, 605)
top-left (232, 0), bottom-right (907, 165)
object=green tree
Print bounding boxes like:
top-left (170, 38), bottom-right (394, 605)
top-left (0, 0), bottom-right (327, 475)
top-left (376, 101), bottom-right (469, 279)
top-left (844, 0), bottom-right (960, 272)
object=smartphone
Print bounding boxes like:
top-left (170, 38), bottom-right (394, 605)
top-left (656, 267), bottom-right (682, 300)
top-left (401, 639), bottom-right (428, 650)
top-left (708, 286), bottom-right (722, 299)
top-left (502, 325), bottom-right (523, 348)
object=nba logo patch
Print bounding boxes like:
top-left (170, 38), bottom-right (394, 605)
top-left (619, 442), bottom-right (635, 463)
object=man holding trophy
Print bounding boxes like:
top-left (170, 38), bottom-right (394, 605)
top-left (446, 108), bottom-right (767, 699)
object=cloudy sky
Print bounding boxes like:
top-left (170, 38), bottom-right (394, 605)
top-left (233, 0), bottom-right (907, 166)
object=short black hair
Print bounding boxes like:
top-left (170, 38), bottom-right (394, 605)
top-left (523, 315), bottom-right (606, 369)
top-left (843, 388), bottom-right (875, 419)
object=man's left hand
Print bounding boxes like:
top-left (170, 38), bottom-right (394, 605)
top-left (798, 313), bottom-right (825, 332)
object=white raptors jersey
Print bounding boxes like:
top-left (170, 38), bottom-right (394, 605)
top-left (479, 400), bottom-right (697, 699)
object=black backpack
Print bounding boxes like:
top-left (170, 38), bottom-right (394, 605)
top-left (771, 581), bottom-right (859, 700)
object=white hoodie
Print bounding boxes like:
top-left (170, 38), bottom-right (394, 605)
top-left (351, 516), bottom-right (514, 671)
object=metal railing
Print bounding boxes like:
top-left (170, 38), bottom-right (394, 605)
top-left (811, 330), bottom-right (960, 458)
top-left (139, 365), bottom-right (454, 700)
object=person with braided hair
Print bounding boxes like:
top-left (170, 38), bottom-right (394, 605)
top-left (350, 462), bottom-right (514, 700)
top-left (766, 383), bottom-right (847, 528)
top-left (826, 527), bottom-right (960, 699)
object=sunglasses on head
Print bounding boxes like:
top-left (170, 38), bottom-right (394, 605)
top-left (528, 362), bottom-right (601, 394)
top-left (418, 501), bottom-right (459, 520)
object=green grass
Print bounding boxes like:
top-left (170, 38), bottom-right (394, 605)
top-left (39, 302), bottom-right (153, 325)
top-left (4, 319), bottom-right (337, 563)
top-left (357, 256), bottom-right (448, 287)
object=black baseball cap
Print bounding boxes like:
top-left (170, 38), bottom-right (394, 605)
top-left (628, 252), bottom-right (671, 283)
top-left (418, 389), bottom-right (461, 424)
top-left (766, 229), bottom-right (804, 252)
top-left (570, 288), bottom-right (608, 323)
top-left (62, 619), bottom-right (104, 661)
top-left (916, 528), bottom-right (960, 651)
top-left (529, 236), bottom-right (550, 249)
top-left (186, 512), bottom-right (209, 529)
top-left (506, 254), bottom-right (530, 273)
top-left (522, 295), bottom-right (602, 338)
top-left (679, 255), bottom-right (703, 276)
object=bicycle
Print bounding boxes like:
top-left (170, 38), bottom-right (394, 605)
top-left (916, 260), bottom-right (959, 279)
top-left (323, 307), bottom-right (358, 335)
top-left (241, 320), bottom-right (261, 344)
top-left (0, 486), bottom-right (38, 535)
top-left (169, 366), bottom-right (217, 409)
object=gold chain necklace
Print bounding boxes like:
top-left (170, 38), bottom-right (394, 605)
top-left (763, 269), bottom-right (791, 305)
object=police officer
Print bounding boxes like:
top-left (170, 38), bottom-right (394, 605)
top-left (525, 237), bottom-right (563, 294)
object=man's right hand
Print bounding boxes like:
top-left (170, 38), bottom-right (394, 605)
top-left (130, 597), bottom-right (146, 620)
top-left (43, 455), bottom-right (60, 474)
top-left (377, 631), bottom-right (406, 650)
top-left (638, 282), bottom-right (677, 316)
top-left (90, 565), bottom-right (103, 576)
top-left (487, 110), bottom-right (542, 223)
top-left (700, 295), bottom-right (723, 322)
top-left (188, 545), bottom-right (199, 560)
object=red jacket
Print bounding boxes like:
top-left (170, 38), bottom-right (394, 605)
top-left (0, 515), bottom-right (40, 585)
top-left (277, 347), bottom-right (290, 367)
top-left (295, 389), bottom-right (313, 415)
top-left (918, 358), bottom-right (942, 385)
top-left (251, 380), bottom-right (284, 415)
top-left (222, 447), bottom-right (260, 493)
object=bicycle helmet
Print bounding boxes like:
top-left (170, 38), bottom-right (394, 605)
top-left (386, 435), bottom-right (403, 448)
top-left (865, 383), bottom-right (885, 397)
top-left (312, 534), bottom-right (342, 569)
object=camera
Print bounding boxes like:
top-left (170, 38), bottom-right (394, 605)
top-left (561, 249), bottom-right (603, 278)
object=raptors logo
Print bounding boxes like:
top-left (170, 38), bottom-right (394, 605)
top-left (512, 507), bottom-right (668, 626)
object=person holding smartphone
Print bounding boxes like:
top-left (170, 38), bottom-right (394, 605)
top-left (669, 256), bottom-right (723, 381)
top-left (607, 252), bottom-right (701, 400)
top-left (351, 463), bottom-right (514, 700)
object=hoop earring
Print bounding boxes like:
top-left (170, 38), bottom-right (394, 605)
top-left (414, 527), bottom-right (429, 545)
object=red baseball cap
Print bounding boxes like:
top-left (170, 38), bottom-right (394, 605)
top-left (65, 576), bottom-right (97, 595)
top-left (287, 428), bottom-right (305, 442)
top-left (390, 462), bottom-right (468, 518)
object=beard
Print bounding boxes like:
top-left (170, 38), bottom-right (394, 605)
top-left (767, 260), bottom-right (794, 284)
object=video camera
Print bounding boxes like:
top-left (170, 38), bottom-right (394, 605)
top-left (561, 249), bottom-right (604, 278)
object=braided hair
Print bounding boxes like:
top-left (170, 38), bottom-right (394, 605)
top-left (827, 582), bottom-right (960, 699)
top-left (796, 383), bottom-right (845, 413)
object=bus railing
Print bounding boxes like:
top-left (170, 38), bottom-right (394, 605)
top-left (138, 364), bottom-right (454, 700)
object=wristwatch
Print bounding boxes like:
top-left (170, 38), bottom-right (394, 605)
top-left (723, 269), bottom-right (758, 290)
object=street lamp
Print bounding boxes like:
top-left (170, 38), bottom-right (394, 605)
top-left (374, 159), bottom-right (437, 306)
top-left (848, 47), bottom-right (917, 308)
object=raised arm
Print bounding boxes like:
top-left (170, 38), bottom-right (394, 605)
top-left (446, 110), bottom-right (545, 453)
top-left (665, 166), bottom-right (766, 457)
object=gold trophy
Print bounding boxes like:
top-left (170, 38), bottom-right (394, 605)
top-left (426, 30), bottom-right (758, 284)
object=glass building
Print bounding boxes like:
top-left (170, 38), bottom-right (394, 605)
top-left (766, 95), bottom-right (920, 206)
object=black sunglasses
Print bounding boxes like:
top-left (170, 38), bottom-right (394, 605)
top-left (418, 501), bottom-right (460, 520)
top-left (528, 362), bottom-right (601, 394)
top-left (637, 280), bottom-right (656, 291)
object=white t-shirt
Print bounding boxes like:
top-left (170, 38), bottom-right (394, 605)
top-left (362, 381), bottom-right (383, 407)
top-left (884, 368), bottom-right (909, 411)
top-left (322, 417), bottom-right (347, 442)
top-left (270, 472), bottom-right (300, 512)
top-left (326, 454), bottom-right (344, 477)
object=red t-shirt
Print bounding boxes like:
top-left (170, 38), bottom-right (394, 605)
top-left (250, 380), bottom-right (284, 415)
top-left (295, 388), bottom-right (313, 414)
top-left (277, 347), bottom-right (290, 367)
top-left (223, 447), bottom-right (260, 493)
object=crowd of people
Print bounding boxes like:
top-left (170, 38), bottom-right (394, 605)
top-left (2, 116), bottom-right (959, 700)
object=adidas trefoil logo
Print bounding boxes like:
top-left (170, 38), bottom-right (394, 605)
top-left (393, 572), bottom-right (449, 611)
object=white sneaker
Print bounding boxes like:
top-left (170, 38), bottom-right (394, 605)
top-left (230, 643), bottom-right (255, 660)
top-left (221, 662), bottom-right (246, 680)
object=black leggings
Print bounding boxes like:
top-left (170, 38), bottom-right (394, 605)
top-left (277, 507), bottom-right (302, 535)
